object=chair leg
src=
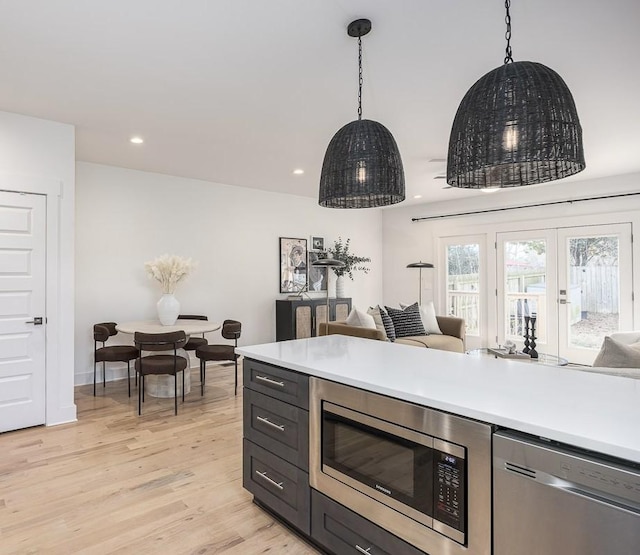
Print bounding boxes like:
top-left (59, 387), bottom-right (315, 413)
top-left (103, 361), bottom-right (106, 389)
top-left (182, 370), bottom-right (185, 402)
top-left (174, 373), bottom-right (178, 415)
top-left (93, 360), bottom-right (97, 396)
top-left (138, 375), bottom-right (143, 415)
top-left (127, 361), bottom-right (131, 397)
top-left (234, 357), bottom-right (238, 396)
top-left (200, 359), bottom-right (205, 396)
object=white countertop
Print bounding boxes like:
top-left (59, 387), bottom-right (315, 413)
top-left (237, 335), bottom-right (640, 464)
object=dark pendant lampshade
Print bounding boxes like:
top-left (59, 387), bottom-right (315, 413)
top-left (319, 18), bottom-right (405, 209)
top-left (319, 119), bottom-right (405, 208)
top-left (447, 61), bottom-right (585, 188)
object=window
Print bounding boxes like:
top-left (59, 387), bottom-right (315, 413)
top-left (446, 242), bottom-right (480, 336)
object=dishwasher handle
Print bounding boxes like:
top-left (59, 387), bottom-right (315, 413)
top-left (502, 459), bottom-right (640, 517)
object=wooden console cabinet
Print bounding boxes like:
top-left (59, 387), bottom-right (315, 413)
top-left (275, 298), bottom-right (351, 341)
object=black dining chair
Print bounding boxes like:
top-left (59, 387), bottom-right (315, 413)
top-left (177, 314), bottom-right (209, 351)
top-left (134, 331), bottom-right (188, 415)
top-left (93, 322), bottom-right (139, 397)
top-left (195, 319), bottom-right (242, 396)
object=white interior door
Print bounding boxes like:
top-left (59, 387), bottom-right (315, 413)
top-left (0, 191), bottom-right (46, 433)
top-left (557, 224), bottom-right (633, 365)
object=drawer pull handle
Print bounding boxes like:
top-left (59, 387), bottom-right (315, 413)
top-left (355, 546), bottom-right (372, 554)
top-left (255, 470), bottom-right (284, 491)
top-left (256, 415), bottom-right (285, 432)
top-left (255, 375), bottom-right (285, 388)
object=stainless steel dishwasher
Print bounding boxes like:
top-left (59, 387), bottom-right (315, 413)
top-left (493, 430), bottom-right (640, 555)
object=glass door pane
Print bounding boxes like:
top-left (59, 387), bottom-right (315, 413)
top-left (497, 230), bottom-right (557, 353)
top-left (558, 224), bottom-right (633, 365)
top-left (446, 243), bottom-right (480, 336)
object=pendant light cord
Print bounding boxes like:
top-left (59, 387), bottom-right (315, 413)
top-left (504, 0), bottom-right (513, 64)
top-left (357, 35), bottom-right (363, 120)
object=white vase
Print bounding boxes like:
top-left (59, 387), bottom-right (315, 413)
top-left (335, 275), bottom-right (346, 298)
top-left (157, 294), bottom-right (180, 325)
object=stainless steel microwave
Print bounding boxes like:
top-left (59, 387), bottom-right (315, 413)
top-left (310, 377), bottom-right (493, 555)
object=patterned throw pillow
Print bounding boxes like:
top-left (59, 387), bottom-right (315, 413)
top-left (367, 306), bottom-right (388, 340)
top-left (378, 306), bottom-right (396, 342)
top-left (385, 303), bottom-right (426, 338)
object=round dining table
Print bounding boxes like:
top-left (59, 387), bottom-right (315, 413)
top-left (116, 319), bottom-right (221, 398)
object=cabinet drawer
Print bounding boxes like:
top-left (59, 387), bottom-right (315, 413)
top-left (311, 490), bottom-right (424, 555)
top-left (243, 388), bottom-right (309, 470)
top-left (243, 358), bottom-right (309, 409)
top-left (243, 439), bottom-right (310, 535)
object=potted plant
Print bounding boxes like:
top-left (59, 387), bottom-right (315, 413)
top-left (328, 237), bottom-right (371, 297)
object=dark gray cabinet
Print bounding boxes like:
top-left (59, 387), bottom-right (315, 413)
top-left (242, 357), bottom-right (427, 554)
top-left (311, 490), bottom-right (424, 555)
top-left (242, 358), bottom-right (311, 534)
top-left (275, 298), bottom-right (351, 341)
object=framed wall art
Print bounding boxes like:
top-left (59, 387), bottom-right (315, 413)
top-left (308, 251), bottom-right (328, 292)
top-left (280, 237), bottom-right (307, 293)
top-left (311, 236), bottom-right (325, 251)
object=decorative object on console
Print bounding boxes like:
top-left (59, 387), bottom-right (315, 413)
top-left (319, 18), bottom-right (405, 208)
top-left (447, 0), bottom-right (585, 189)
top-left (522, 315), bottom-right (531, 354)
top-left (280, 237), bottom-right (307, 294)
top-left (529, 313), bottom-right (538, 359)
top-left (144, 254), bottom-right (196, 326)
top-left (310, 258), bottom-right (346, 326)
top-left (503, 339), bottom-right (517, 354)
top-left (327, 237), bottom-right (371, 298)
top-left (406, 261), bottom-right (434, 305)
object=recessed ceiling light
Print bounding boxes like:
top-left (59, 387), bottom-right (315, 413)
top-left (130, 137), bottom-right (144, 144)
top-left (293, 169), bottom-right (304, 175)
top-left (413, 194), bottom-right (423, 199)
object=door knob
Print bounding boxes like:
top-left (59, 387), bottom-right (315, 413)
top-left (26, 317), bottom-right (44, 325)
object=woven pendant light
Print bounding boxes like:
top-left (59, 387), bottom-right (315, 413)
top-left (319, 19), bottom-right (405, 209)
top-left (447, 0), bottom-right (585, 188)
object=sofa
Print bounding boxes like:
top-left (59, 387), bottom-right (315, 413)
top-left (319, 315), bottom-right (466, 353)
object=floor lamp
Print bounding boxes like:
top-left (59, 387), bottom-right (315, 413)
top-left (311, 258), bottom-right (346, 328)
top-left (406, 261), bottom-right (434, 306)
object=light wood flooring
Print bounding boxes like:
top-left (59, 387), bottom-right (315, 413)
top-left (1, 362), bottom-right (321, 554)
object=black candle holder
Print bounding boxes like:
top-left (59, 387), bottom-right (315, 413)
top-left (522, 316), bottom-right (531, 354)
top-left (529, 314), bottom-right (538, 359)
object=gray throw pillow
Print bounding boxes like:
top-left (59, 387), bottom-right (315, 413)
top-left (378, 306), bottom-right (396, 342)
top-left (592, 336), bottom-right (640, 368)
top-left (385, 303), bottom-right (426, 338)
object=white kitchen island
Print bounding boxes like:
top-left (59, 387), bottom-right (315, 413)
top-left (239, 334), bottom-right (640, 555)
top-left (238, 334), bottom-right (640, 464)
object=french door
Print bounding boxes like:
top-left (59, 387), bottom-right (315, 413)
top-left (497, 224), bottom-right (633, 365)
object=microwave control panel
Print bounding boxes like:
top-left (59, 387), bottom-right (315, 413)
top-left (434, 450), bottom-right (466, 533)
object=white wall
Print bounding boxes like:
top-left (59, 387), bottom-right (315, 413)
top-left (382, 172), bottom-right (640, 346)
top-left (75, 162), bottom-right (383, 385)
top-left (0, 110), bottom-right (76, 425)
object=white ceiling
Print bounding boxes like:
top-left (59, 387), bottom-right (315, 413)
top-left (2, 0), bottom-right (639, 207)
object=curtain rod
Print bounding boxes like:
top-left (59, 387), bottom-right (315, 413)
top-left (411, 191), bottom-right (640, 222)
